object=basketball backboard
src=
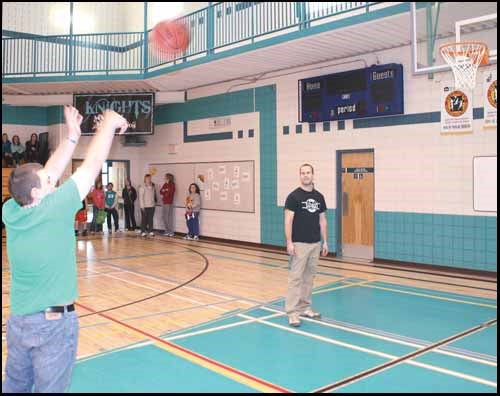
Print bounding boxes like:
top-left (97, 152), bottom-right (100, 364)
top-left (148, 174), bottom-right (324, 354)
top-left (411, 2), bottom-right (497, 75)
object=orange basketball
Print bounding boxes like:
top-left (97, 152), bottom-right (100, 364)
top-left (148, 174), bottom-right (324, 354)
top-left (150, 20), bottom-right (190, 54)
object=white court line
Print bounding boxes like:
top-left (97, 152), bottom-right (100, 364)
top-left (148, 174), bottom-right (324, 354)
top-left (342, 281), bottom-right (497, 309)
top-left (77, 313), bottom-right (284, 362)
top-left (260, 306), bottom-right (497, 367)
top-left (77, 340), bottom-right (155, 362)
top-left (98, 272), bottom-right (238, 313)
top-left (238, 313), bottom-right (497, 389)
top-left (325, 320), bottom-right (499, 392)
top-left (166, 313), bottom-right (283, 341)
top-left (94, 265), bottom-right (257, 305)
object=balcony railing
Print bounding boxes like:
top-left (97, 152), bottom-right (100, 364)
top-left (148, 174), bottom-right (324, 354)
top-left (2, 2), bottom-right (380, 79)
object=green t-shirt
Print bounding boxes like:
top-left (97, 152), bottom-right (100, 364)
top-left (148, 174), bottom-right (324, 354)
top-left (2, 178), bottom-right (81, 315)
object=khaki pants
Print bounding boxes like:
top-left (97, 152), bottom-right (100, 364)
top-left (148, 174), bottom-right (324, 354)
top-left (285, 242), bottom-right (321, 315)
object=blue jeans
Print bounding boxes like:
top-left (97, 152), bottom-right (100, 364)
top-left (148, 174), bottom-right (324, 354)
top-left (2, 310), bottom-right (79, 393)
top-left (186, 212), bottom-right (200, 237)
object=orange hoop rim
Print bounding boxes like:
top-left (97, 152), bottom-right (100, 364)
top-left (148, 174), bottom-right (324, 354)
top-left (440, 41), bottom-right (489, 65)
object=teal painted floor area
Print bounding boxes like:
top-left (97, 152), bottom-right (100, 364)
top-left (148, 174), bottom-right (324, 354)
top-left (264, 314), bottom-right (416, 357)
top-left (332, 360), bottom-right (496, 393)
top-left (174, 321), bottom-right (389, 393)
top-left (413, 350), bottom-right (497, 384)
top-left (242, 308), bottom-right (281, 318)
top-left (281, 285), bottom-right (496, 343)
top-left (162, 314), bottom-right (249, 339)
top-left (446, 324), bottom-right (498, 358)
top-left (68, 280), bottom-right (496, 393)
top-left (69, 344), bottom-right (258, 393)
top-left (367, 281), bottom-right (498, 306)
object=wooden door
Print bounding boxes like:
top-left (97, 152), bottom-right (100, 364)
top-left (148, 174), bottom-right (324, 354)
top-left (341, 152), bottom-right (374, 260)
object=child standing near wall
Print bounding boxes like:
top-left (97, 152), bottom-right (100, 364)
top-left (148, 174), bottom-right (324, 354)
top-left (75, 197), bottom-right (88, 237)
top-left (184, 183), bottom-right (201, 240)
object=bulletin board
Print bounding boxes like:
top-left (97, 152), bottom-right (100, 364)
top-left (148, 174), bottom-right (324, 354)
top-left (148, 160), bottom-right (254, 213)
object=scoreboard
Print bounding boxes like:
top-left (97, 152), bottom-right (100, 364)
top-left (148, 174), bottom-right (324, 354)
top-left (299, 63), bottom-right (404, 122)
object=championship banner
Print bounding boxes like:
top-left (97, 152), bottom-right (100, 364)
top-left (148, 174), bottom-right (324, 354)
top-left (441, 83), bottom-right (473, 134)
top-left (484, 71), bottom-right (497, 129)
top-left (74, 93), bottom-right (154, 135)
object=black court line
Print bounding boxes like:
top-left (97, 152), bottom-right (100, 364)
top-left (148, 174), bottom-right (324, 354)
top-left (181, 237), bottom-right (496, 284)
top-left (77, 238), bottom-right (210, 319)
top-left (163, 238), bottom-right (497, 292)
top-left (313, 319), bottom-right (498, 393)
top-left (75, 233), bottom-right (496, 285)
top-left (2, 238), bottom-right (210, 329)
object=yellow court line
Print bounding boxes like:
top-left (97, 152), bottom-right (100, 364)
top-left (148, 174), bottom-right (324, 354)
top-left (312, 280), bottom-right (372, 295)
top-left (153, 341), bottom-right (290, 393)
top-left (348, 283), bottom-right (497, 309)
top-left (74, 301), bottom-right (291, 393)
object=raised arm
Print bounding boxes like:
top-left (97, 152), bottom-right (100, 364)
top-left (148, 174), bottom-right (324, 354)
top-left (43, 105), bottom-right (83, 184)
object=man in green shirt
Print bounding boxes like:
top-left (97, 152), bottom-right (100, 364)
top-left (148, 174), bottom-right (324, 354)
top-left (2, 106), bottom-right (128, 393)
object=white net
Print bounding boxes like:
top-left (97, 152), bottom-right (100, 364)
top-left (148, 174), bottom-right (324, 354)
top-left (440, 42), bottom-right (488, 89)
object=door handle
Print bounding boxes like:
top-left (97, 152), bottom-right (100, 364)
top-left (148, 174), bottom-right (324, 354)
top-left (343, 192), bottom-right (348, 216)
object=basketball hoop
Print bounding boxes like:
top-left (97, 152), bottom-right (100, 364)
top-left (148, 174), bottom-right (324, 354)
top-left (440, 42), bottom-right (489, 89)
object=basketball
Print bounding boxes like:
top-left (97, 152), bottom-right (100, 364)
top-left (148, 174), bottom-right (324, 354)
top-left (150, 20), bottom-right (190, 54)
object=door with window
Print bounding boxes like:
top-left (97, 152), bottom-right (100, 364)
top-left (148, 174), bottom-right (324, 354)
top-left (339, 151), bottom-right (374, 260)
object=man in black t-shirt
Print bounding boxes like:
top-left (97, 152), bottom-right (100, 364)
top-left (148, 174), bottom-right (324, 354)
top-left (284, 164), bottom-right (328, 327)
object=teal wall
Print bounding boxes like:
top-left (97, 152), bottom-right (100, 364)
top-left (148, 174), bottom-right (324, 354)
top-left (376, 212), bottom-right (497, 272)
top-left (2, 104), bottom-right (64, 126)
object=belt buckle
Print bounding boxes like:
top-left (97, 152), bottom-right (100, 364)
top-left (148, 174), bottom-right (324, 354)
top-left (45, 312), bottom-right (62, 321)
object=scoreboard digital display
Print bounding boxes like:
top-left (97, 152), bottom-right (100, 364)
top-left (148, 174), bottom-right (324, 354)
top-left (299, 63), bottom-right (404, 122)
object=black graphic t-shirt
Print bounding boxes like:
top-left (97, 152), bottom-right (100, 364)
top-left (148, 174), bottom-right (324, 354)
top-left (285, 188), bottom-right (327, 243)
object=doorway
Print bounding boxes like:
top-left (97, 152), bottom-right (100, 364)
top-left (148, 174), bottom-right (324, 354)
top-left (337, 150), bottom-right (374, 261)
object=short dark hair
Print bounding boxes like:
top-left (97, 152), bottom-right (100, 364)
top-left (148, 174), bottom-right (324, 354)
top-left (107, 182), bottom-right (113, 188)
top-left (8, 163), bottom-right (43, 206)
top-left (188, 183), bottom-right (200, 194)
top-left (299, 163), bottom-right (314, 173)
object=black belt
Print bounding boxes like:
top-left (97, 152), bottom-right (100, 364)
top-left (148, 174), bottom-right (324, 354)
top-left (44, 304), bottom-right (75, 313)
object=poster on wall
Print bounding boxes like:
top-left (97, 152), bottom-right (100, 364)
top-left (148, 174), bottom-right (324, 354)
top-left (74, 93), bottom-right (154, 135)
top-left (441, 83), bottom-right (473, 134)
top-left (484, 71), bottom-right (497, 129)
